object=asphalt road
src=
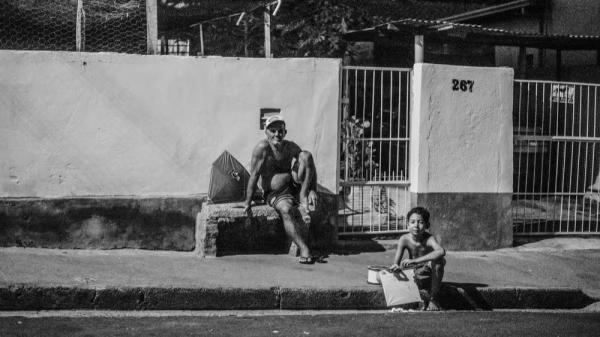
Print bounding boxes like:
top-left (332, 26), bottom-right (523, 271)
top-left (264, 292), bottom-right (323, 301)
top-left (1, 310), bottom-right (599, 336)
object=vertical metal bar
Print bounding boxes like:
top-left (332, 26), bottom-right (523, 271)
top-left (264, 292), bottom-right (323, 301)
top-left (539, 83), bottom-right (550, 232)
top-left (532, 82), bottom-right (539, 232)
top-left (371, 71), bottom-right (375, 181)
top-left (76, 0), bottom-right (84, 52)
top-left (397, 72), bottom-right (401, 180)
top-left (592, 86), bottom-right (600, 232)
top-left (389, 71), bottom-right (393, 180)
top-left (344, 69), bottom-right (349, 183)
top-left (574, 86), bottom-right (582, 232)
top-left (379, 71), bottom-right (383, 181)
top-left (397, 71), bottom-right (401, 140)
top-left (360, 70), bottom-right (366, 181)
top-left (378, 187), bottom-right (383, 231)
top-left (513, 82), bottom-right (524, 231)
top-left (369, 186), bottom-right (373, 232)
top-left (539, 82), bottom-right (547, 232)
top-left (566, 86), bottom-right (576, 231)
top-left (555, 85), bottom-right (562, 232)
top-left (146, 0), bottom-right (159, 54)
top-left (396, 186), bottom-right (400, 230)
top-left (543, 82), bottom-right (550, 232)
top-left (199, 24), bottom-right (205, 56)
top-left (263, 5), bottom-right (271, 58)
top-left (584, 87), bottom-right (591, 230)
top-left (548, 83), bottom-right (554, 233)
top-left (348, 69), bottom-right (362, 180)
top-left (524, 82), bottom-right (531, 229)
top-left (585, 86), bottom-right (592, 233)
top-left (386, 187), bottom-right (390, 231)
top-left (405, 71), bottom-right (410, 180)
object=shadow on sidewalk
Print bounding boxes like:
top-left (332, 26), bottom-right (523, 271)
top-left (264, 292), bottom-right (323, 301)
top-left (332, 239), bottom-right (388, 255)
top-left (437, 282), bottom-right (492, 311)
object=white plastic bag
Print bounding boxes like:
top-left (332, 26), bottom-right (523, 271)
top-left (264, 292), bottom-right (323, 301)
top-left (379, 269), bottom-right (422, 307)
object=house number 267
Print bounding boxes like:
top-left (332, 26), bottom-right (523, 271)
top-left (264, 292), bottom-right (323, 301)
top-left (452, 79), bottom-right (474, 92)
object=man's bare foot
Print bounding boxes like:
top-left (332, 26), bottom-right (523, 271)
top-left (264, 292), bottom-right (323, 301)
top-left (425, 300), bottom-right (442, 311)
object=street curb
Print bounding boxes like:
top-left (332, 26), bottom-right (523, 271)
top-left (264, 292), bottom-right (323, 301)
top-left (0, 285), bottom-right (597, 311)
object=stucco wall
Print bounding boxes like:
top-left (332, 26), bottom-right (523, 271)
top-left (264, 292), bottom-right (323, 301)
top-left (411, 63), bottom-right (514, 251)
top-left (0, 51), bottom-right (340, 198)
top-left (411, 64), bottom-right (513, 194)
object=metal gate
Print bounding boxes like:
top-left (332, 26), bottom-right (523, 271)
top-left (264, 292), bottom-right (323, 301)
top-left (338, 66), bottom-right (412, 235)
top-left (513, 80), bottom-right (600, 235)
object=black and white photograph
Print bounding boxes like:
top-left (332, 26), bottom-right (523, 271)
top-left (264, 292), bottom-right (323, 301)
top-left (1, 1), bottom-right (599, 336)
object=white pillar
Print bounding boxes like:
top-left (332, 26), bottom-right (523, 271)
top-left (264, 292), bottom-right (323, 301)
top-left (414, 35), bottom-right (424, 63)
top-left (146, 0), bottom-right (158, 55)
top-left (411, 63), bottom-right (514, 250)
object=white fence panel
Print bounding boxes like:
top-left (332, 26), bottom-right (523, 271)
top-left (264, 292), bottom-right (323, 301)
top-left (513, 80), bottom-right (600, 235)
top-left (339, 66), bottom-right (411, 235)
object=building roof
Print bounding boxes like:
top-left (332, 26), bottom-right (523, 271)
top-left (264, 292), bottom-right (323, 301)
top-left (344, 18), bottom-right (600, 50)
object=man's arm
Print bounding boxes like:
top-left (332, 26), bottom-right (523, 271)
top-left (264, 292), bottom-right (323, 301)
top-left (244, 143), bottom-right (267, 214)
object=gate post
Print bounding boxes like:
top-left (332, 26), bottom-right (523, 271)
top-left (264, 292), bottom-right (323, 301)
top-left (410, 64), bottom-right (514, 251)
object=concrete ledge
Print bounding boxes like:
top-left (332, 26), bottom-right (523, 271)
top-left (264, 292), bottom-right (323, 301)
top-left (0, 197), bottom-right (204, 251)
top-left (195, 193), bottom-right (339, 257)
top-left (279, 287), bottom-right (388, 310)
top-left (0, 286), bottom-right (280, 310)
top-left (1, 285), bottom-right (596, 311)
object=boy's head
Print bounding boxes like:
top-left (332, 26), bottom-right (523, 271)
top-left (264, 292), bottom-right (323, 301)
top-left (407, 207), bottom-right (430, 228)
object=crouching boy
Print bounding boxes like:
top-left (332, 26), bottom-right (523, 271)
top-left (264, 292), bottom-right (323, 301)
top-left (390, 206), bottom-right (446, 311)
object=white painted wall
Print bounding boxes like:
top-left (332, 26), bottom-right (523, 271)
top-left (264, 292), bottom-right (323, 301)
top-left (0, 51), bottom-right (340, 197)
top-left (410, 63), bottom-right (513, 193)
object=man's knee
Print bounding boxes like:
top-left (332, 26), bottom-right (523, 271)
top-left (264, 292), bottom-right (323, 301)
top-left (298, 151), bottom-right (313, 164)
top-left (275, 200), bottom-right (295, 219)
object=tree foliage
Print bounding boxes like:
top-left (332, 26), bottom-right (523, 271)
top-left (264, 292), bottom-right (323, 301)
top-left (199, 0), bottom-right (387, 60)
top-left (272, 0), bottom-right (385, 59)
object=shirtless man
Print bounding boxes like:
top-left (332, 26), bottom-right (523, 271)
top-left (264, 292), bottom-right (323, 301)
top-left (244, 115), bottom-right (318, 264)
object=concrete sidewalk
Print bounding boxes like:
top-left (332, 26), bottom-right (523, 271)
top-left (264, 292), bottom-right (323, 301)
top-left (1, 238), bottom-right (599, 311)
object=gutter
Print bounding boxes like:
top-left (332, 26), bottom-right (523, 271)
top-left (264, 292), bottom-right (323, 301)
top-left (439, 0), bottom-right (531, 23)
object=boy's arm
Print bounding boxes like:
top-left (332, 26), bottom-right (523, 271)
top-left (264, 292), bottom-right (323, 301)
top-left (406, 235), bottom-right (446, 266)
top-left (244, 144), bottom-right (266, 214)
top-left (390, 236), bottom-right (407, 271)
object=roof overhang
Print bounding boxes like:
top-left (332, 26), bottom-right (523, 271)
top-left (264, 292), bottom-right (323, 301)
top-left (345, 20), bottom-right (600, 51)
top-left (439, 0), bottom-right (531, 22)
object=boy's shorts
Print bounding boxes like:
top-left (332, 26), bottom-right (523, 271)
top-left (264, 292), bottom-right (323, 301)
top-left (414, 258), bottom-right (446, 288)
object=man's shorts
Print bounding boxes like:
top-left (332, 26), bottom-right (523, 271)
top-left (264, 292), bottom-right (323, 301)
top-left (266, 182), bottom-right (301, 208)
top-left (414, 258), bottom-right (446, 288)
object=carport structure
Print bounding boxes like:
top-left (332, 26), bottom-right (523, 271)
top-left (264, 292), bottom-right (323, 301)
top-left (342, 16), bottom-right (600, 237)
top-left (343, 18), bottom-right (600, 81)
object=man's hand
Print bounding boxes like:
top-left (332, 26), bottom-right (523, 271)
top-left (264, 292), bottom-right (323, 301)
top-left (307, 190), bottom-right (318, 212)
top-left (243, 202), bottom-right (252, 216)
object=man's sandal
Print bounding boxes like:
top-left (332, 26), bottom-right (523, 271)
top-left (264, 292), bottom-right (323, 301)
top-left (299, 256), bottom-right (315, 264)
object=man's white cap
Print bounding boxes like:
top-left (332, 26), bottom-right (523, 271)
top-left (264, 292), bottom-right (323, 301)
top-left (265, 114), bottom-right (285, 128)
